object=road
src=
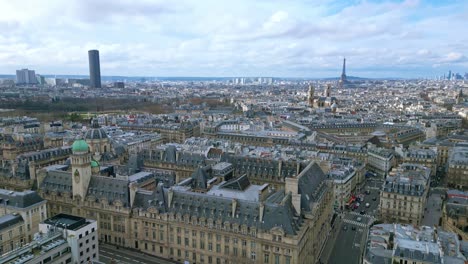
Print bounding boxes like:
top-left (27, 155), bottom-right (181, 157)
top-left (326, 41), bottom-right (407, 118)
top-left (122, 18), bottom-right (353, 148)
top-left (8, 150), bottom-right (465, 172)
top-left (321, 179), bottom-right (380, 264)
top-left (99, 243), bottom-right (180, 264)
top-left (422, 191), bottom-right (443, 227)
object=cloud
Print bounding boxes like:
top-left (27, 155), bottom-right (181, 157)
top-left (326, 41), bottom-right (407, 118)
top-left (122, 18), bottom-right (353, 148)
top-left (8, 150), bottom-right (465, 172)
top-left (0, 0), bottom-right (467, 78)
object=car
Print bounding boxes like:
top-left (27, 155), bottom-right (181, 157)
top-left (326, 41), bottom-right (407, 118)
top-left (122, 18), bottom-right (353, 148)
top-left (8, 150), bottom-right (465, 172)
top-left (343, 225), bottom-right (348, 231)
top-left (356, 217), bottom-right (362, 222)
top-left (365, 190), bottom-right (371, 195)
top-left (351, 226), bottom-right (356, 231)
top-left (360, 210), bottom-right (365, 215)
top-left (365, 203), bottom-right (370, 208)
top-left (372, 197), bottom-right (377, 201)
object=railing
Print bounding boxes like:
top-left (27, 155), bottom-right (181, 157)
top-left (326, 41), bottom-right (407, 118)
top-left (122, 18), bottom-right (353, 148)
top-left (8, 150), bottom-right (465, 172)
top-left (0, 231), bottom-right (62, 263)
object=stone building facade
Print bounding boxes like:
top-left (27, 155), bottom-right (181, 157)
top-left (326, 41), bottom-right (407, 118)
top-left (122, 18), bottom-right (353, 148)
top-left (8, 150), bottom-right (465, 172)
top-left (379, 164), bottom-right (430, 225)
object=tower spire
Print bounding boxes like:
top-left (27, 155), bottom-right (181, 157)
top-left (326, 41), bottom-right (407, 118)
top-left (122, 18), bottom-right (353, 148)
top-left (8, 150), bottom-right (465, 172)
top-left (339, 57), bottom-right (348, 87)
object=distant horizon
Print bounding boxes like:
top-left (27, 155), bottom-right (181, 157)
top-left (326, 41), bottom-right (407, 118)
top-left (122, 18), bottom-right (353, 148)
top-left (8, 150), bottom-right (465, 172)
top-left (0, 1), bottom-right (467, 78)
top-left (0, 73), bottom-right (438, 81)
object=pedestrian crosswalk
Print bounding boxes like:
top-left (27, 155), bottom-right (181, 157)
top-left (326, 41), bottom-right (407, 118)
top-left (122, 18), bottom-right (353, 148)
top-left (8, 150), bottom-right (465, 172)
top-left (343, 219), bottom-right (368, 228)
top-left (349, 211), bottom-right (375, 219)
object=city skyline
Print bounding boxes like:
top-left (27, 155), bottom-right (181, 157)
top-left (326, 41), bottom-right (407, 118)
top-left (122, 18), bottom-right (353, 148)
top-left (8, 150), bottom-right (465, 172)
top-left (0, 0), bottom-right (467, 78)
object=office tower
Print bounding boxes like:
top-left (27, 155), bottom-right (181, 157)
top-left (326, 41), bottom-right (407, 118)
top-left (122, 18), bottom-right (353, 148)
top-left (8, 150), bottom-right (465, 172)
top-left (448, 70), bottom-right (452, 80)
top-left (15, 69), bottom-right (37, 84)
top-left (88, 50), bottom-right (101, 88)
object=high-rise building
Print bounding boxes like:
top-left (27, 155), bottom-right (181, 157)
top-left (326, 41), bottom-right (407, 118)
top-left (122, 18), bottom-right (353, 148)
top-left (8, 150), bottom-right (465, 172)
top-left (15, 68), bottom-right (37, 84)
top-left (88, 50), bottom-right (101, 88)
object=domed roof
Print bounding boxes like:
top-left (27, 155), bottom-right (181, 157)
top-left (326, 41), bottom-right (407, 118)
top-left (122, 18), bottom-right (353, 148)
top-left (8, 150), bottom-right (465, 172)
top-left (84, 128), bottom-right (108, 140)
top-left (84, 119), bottom-right (108, 140)
top-left (91, 160), bottom-right (99, 168)
top-left (72, 139), bottom-right (89, 152)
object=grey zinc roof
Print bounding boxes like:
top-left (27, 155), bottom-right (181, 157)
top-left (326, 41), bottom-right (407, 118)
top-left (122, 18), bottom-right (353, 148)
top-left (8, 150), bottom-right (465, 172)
top-left (191, 166), bottom-right (211, 190)
top-left (0, 189), bottom-right (45, 208)
top-left (40, 170), bottom-right (73, 194)
top-left (84, 127), bottom-right (108, 140)
top-left (133, 185), bottom-right (301, 235)
top-left (87, 176), bottom-right (130, 207)
top-left (0, 214), bottom-right (24, 231)
top-left (298, 162), bottom-right (327, 212)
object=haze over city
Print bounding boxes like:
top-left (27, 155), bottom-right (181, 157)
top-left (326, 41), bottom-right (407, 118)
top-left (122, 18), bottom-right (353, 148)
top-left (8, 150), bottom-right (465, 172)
top-left (0, 0), bottom-right (467, 78)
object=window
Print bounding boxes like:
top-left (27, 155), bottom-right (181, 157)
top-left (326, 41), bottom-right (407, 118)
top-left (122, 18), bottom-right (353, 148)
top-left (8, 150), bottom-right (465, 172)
top-left (200, 240), bottom-right (205, 249)
top-left (185, 238), bottom-right (189, 246)
top-left (275, 255), bottom-right (280, 264)
top-left (208, 242), bottom-right (213, 251)
top-left (251, 251), bottom-right (256, 260)
top-left (224, 246), bottom-right (229, 254)
top-left (285, 256), bottom-right (291, 264)
top-left (160, 246), bottom-right (163, 254)
top-left (264, 254), bottom-right (270, 263)
top-left (216, 244), bottom-right (221, 253)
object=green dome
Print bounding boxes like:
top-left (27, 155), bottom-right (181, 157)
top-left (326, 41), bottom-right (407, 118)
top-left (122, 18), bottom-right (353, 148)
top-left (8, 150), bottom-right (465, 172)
top-left (72, 139), bottom-right (89, 153)
top-left (91, 160), bottom-right (99, 168)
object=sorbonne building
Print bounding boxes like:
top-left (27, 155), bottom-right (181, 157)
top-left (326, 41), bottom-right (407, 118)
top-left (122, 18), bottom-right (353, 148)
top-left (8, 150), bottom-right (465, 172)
top-left (39, 139), bottom-right (334, 264)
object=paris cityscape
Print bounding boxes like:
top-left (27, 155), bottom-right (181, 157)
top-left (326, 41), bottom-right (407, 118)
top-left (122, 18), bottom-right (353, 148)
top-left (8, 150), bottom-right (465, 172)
top-left (0, 1), bottom-right (468, 264)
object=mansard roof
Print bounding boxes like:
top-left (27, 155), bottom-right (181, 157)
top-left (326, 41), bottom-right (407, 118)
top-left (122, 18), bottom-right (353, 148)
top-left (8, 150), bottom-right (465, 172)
top-left (0, 189), bottom-right (45, 208)
top-left (87, 176), bottom-right (129, 207)
top-left (298, 162), bottom-right (327, 211)
top-left (133, 184), bottom-right (302, 235)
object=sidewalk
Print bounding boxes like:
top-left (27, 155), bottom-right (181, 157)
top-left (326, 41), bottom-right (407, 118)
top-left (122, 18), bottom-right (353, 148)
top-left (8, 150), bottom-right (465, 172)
top-left (320, 215), bottom-right (343, 263)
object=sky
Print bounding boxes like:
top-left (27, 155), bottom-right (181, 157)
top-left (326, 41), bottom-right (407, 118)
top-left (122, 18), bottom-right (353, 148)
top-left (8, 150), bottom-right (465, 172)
top-left (0, 0), bottom-right (467, 78)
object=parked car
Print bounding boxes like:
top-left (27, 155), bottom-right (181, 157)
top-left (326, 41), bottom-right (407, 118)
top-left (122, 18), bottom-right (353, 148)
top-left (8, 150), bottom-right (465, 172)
top-left (372, 197), bottom-right (377, 201)
top-left (351, 226), bottom-right (356, 231)
top-left (360, 210), bottom-right (365, 215)
top-left (365, 203), bottom-right (370, 208)
top-left (343, 225), bottom-right (348, 231)
top-left (356, 217), bottom-right (362, 222)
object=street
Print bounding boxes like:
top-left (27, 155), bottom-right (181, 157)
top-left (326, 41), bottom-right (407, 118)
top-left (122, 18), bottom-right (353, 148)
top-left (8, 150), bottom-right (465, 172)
top-left (99, 243), bottom-right (180, 264)
top-left (422, 190), bottom-right (444, 227)
top-left (321, 179), bottom-right (380, 264)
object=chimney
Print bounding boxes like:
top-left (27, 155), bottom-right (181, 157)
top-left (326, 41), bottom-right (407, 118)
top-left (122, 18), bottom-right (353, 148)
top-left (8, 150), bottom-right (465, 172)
top-left (231, 199), bottom-right (237, 218)
top-left (129, 182), bottom-right (138, 208)
top-left (259, 203), bottom-right (265, 222)
top-left (168, 188), bottom-right (174, 208)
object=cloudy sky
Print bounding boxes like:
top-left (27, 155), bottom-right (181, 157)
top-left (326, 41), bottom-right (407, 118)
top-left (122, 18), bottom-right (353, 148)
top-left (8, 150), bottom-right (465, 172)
top-left (0, 0), bottom-right (467, 78)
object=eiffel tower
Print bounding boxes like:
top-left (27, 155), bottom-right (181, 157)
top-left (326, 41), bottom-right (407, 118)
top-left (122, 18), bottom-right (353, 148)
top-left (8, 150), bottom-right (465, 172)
top-left (339, 58), bottom-right (348, 88)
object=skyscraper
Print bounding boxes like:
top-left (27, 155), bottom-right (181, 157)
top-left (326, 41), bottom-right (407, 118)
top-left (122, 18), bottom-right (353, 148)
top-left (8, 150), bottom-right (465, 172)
top-left (88, 50), bottom-right (101, 88)
top-left (15, 69), bottom-right (37, 84)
